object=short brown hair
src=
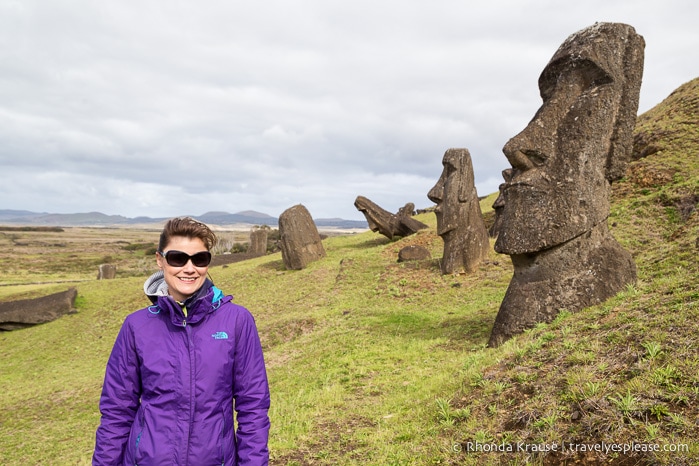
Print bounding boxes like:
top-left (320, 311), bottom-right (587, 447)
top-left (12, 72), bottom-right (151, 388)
top-left (158, 217), bottom-right (217, 252)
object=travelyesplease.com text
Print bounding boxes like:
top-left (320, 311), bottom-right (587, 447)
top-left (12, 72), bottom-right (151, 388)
top-left (453, 441), bottom-right (689, 455)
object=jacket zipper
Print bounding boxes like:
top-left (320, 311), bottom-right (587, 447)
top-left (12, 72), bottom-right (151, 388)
top-left (184, 320), bottom-right (195, 466)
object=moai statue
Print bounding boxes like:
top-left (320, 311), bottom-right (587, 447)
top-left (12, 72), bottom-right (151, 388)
top-left (0, 288), bottom-right (77, 331)
top-left (488, 23), bottom-right (644, 347)
top-left (278, 204), bottom-right (326, 270)
top-left (354, 196), bottom-right (428, 240)
top-left (428, 148), bottom-right (490, 274)
top-left (97, 264), bottom-right (117, 280)
top-left (249, 228), bottom-right (268, 257)
top-left (398, 245), bottom-right (431, 263)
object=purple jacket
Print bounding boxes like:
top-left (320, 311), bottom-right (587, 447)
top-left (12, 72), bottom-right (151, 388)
top-left (93, 277), bottom-right (270, 465)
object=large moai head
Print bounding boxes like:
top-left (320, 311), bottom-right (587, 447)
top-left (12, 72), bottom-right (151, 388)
top-left (493, 23), bottom-right (645, 254)
top-left (488, 23), bottom-right (644, 347)
top-left (428, 148), bottom-right (490, 273)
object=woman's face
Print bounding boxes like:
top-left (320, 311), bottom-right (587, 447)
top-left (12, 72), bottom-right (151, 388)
top-left (156, 235), bottom-right (209, 303)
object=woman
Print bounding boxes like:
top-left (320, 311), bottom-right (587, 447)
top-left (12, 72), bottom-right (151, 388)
top-left (93, 217), bottom-right (270, 465)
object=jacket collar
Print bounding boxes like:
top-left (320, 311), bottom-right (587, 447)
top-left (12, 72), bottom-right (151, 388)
top-left (144, 272), bottom-right (229, 326)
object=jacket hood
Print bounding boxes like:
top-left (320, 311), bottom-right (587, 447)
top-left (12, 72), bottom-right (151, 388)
top-left (144, 270), bottom-right (169, 303)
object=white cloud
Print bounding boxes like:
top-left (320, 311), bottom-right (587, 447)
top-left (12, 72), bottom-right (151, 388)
top-left (1, 0), bottom-right (697, 220)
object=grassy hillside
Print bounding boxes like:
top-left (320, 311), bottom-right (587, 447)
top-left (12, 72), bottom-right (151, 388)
top-left (1, 78), bottom-right (698, 465)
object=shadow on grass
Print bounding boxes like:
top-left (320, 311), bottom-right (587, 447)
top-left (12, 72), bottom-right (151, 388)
top-left (257, 259), bottom-right (287, 272)
top-left (363, 309), bottom-right (494, 351)
top-left (341, 236), bottom-right (393, 250)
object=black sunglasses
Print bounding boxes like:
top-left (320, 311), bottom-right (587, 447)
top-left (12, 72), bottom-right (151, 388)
top-left (159, 250), bottom-right (212, 267)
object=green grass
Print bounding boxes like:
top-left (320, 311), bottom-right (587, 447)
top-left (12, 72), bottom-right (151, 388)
top-left (0, 223), bottom-right (510, 465)
top-left (1, 78), bottom-right (699, 464)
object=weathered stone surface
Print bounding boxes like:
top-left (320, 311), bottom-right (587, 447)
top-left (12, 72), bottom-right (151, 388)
top-left (354, 196), bottom-right (428, 239)
top-left (488, 23), bottom-right (643, 347)
top-left (278, 204), bottom-right (326, 270)
top-left (0, 288), bottom-right (78, 331)
top-left (97, 264), bottom-right (117, 280)
top-left (428, 148), bottom-right (490, 274)
top-left (397, 245), bottom-right (431, 262)
top-left (249, 229), bottom-right (268, 257)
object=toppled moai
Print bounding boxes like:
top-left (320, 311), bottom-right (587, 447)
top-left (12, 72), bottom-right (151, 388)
top-left (0, 288), bottom-right (78, 331)
top-left (428, 148), bottom-right (490, 274)
top-left (488, 23), bottom-right (644, 347)
top-left (354, 196), bottom-right (428, 240)
top-left (278, 204), bottom-right (326, 270)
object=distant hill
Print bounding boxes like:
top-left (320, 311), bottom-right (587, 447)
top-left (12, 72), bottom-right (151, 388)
top-left (0, 210), bottom-right (155, 226)
top-left (0, 209), bottom-right (368, 229)
top-left (195, 210), bottom-right (283, 226)
top-left (0, 209), bottom-right (48, 221)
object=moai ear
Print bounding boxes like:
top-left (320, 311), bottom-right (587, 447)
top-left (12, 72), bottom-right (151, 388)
top-left (456, 149), bottom-right (476, 203)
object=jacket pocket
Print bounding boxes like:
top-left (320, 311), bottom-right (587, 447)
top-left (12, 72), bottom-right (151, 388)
top-left (218, 408), bottom-right (234, 465)
top-left (127, 405), bottom-right (148, 465)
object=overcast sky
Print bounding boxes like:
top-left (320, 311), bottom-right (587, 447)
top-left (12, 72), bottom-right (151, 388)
top-left (1, 0), bottom-right (697, 221)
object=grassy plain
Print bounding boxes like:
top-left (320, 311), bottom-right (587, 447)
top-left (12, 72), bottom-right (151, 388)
top-left (0, 227), bottom-right (161, 293)
top-left (1, 79), bottom-right (698, 464)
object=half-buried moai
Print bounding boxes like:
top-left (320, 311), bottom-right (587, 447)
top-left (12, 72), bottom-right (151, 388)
top-left (278, 204), bottom-right (326, 270)
top-left (97, 264), bottom-right (117, 280)
top-left (488, 23), bottom-right (644, 347)
top-left (249, 228), bottom-right (268, 257)
top-left (428, 148), bottom-right (490, 274)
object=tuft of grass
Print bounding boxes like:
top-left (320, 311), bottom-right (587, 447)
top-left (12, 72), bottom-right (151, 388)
top-left (642, 341), bottom-right (665, 361)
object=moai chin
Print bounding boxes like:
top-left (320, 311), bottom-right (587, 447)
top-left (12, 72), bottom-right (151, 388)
top-left (427, 148), bottom-right (490, 274)
top-left (488, 23), bottom-right (644, 347)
